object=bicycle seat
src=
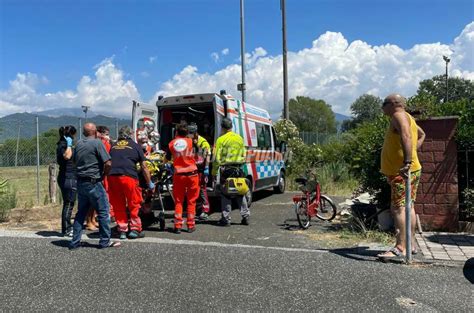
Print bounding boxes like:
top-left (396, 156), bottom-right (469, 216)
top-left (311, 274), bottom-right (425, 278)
top-left (295, 177), bottom-right (308, 185)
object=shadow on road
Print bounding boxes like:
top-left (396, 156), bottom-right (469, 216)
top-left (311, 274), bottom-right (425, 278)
top-left (329, 246), bottom-right (382, 262)
top-left (36, 231), bottom-right (63, 237)
top-left (50, 240), bottom-right (96, 249)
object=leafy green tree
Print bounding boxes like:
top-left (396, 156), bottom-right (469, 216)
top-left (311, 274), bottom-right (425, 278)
top-left (341, 94), bottom-right (383, 132)
top-left (417, 75), bottom-right (474, 103)
top-left (289, 96), bottom-right (337, 133)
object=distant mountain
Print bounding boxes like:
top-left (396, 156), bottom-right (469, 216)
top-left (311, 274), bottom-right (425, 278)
top-left (33, 108), bottom-right (100, 118)
top-left (334, 112), bottom-right (350, 122)
top-left (0, 112), bottom-right (131, 143)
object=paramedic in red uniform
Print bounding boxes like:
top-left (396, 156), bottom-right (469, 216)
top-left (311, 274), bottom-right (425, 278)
top-left (108, 126), bottom-right (154, 239)
top-left (166, 122), bottom-right (200, 234)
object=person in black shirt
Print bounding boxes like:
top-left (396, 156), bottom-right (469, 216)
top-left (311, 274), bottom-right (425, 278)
top-left (56, 125), bottom-right (77, 237)
top-left (108, 126), bottom-right (154, 239)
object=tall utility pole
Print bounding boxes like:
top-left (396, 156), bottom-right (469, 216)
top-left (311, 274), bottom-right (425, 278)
top-left (238, 0), bottom-right (247, 102)
top-left (443, 56), bottom-right (450, 103)
top-left (281, 0), bottom-right (289, 119)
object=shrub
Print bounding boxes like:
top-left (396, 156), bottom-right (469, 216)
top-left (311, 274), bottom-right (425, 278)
top-left (462, 188), bottom-right (474, 219)
top-left (345, 117), bottom-right (391, 209)
top-left (0, 179), bottom-right (17, 222)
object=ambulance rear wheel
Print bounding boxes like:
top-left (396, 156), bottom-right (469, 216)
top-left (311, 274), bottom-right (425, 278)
top-left (274, 172), bottom-right (285, 194)
top-left (245, 178), bottom-right (253, 208)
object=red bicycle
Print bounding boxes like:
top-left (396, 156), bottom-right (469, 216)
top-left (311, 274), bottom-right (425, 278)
top-left (293, 173), bottom-right (337, 229)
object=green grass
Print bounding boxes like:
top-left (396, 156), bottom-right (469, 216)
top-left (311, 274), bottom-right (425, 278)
top-left (0, 166), bottom-right (50, 207)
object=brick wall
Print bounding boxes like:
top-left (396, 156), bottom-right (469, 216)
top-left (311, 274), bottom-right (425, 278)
top-left (415, 117), bottom-right (459, 231)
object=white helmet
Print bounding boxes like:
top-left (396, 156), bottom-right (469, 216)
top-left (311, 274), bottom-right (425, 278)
top-left (144, 119), bottom-right (155, 133)
top-left (149, 131), bottom-right (160, 143)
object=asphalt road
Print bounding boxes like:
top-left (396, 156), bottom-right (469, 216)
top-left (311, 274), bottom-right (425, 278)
top-left (1, 191), bottom-right (473, 311)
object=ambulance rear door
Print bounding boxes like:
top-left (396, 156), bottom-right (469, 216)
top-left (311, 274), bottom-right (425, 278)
top-left (131, 100), bottom-right (159, 143)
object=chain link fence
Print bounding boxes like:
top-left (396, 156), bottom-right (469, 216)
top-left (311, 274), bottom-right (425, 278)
top-left (299, 131), bottom-right (342, 145)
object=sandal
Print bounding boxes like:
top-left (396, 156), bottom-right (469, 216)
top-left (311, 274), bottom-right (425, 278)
top-left (377, 247), bottom-right (404, 259)
top-left (99, 241), bottom-right (121, 249)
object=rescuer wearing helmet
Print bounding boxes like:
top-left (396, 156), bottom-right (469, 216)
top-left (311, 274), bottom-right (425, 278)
top-left (187, 122), bottom-right (211, 221)
top-left (213, 117), bottom-right (250, 226)
top-left (108, 126), bottom-right (155, 239)
top-left (166, 122), bottom-right (200, 233)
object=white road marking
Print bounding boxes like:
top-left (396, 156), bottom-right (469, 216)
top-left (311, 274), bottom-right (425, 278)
top-left (0, 229), bottom-right (328, 254)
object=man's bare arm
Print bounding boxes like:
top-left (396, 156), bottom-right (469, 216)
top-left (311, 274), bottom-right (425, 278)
top-left (417, 125), bottom-right (425, 150)
top-left (103, 160), bottom-right (112, 176)
top-left (392, 112), bottom-right (412, 163)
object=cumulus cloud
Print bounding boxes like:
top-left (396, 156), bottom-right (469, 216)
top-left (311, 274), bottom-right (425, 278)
top-left (0, 58), bottom-right (140, 117)
top-left (1, 22), bottom-right (473, 119)
top-left (211, 52), bottom-right (220, 63)
top-left (157, 22), bottom-right (474, 119)
top-left (149, 56), bottom-right (157, 64)
top-left (211, 48), bottom-right (231, 63)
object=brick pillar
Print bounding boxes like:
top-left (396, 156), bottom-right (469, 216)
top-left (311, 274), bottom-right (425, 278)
top-left (416, 117), bottom-right (459, 231)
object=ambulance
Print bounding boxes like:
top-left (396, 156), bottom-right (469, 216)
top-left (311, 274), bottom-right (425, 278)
top-left (131, 90), bottom-right (286, 206)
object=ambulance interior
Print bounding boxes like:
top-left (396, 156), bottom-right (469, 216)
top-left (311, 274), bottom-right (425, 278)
top-left (158, 104), bottom-right (216, 153)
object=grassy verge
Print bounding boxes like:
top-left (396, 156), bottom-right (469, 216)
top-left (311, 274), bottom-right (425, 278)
top-left (299, 217), bottom-right (395, 249)
top-left (1, 166), bottom-right (61, 229)
top-left (1, 166), bottom-right (51, 207)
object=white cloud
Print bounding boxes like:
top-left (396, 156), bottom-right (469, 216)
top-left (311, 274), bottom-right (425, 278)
top-left (141, 71), bottom-right (150, 78)
top-left (0, 58), bottom-right (140, 117)
top-left (155, 22), bottom-right (474, 119)
top-left (1, 22), bottom-right (473, 120)
top-left (211, 52), bottom-right (219, 63)
top-left (221, 48), bottom-right (229, 56)
top-left (149, 56), bottom-right (157, 64)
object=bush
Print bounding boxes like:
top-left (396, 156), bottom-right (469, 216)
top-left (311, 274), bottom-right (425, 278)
top-left (0, 179), bottom-right (17, 222)
top-left (462, 188), bottom-right (474, 219)
top-left (345, 117), bottom-right (391, 209)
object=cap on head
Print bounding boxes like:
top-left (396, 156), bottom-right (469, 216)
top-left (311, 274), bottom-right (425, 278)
top-left (188, 122), bottom-right (198, 134)
top-left (221, 117), bottom-right (233, 130)
top-left (118, 125), bottom-right (133, 139)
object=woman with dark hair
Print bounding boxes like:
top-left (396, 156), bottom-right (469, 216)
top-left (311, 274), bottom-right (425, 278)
top-left (56, 125), bottom-right (77, 236)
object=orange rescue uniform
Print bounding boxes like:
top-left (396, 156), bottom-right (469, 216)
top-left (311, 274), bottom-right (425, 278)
top-left (168, 136), bottom-right (200, 230)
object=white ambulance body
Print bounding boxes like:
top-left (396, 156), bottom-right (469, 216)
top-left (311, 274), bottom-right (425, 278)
top-left (131, 91), bottom-right (286, 205)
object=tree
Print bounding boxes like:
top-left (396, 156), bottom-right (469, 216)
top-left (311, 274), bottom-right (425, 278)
top-left (289, 96), bottom-right (337, 133)
top-left (341, 94), bottom-right (382, 131)
top-left (417, 75), bottom-right (474, 103)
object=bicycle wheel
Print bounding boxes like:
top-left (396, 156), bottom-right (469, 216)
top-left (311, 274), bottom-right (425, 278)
top-left (295, 201), bottom-right (311, 229)
top-left (315, 195), bottom-right (337, 221)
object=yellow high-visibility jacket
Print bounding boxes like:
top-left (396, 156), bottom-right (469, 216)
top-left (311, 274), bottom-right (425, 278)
top-left (212, 131), bottom-right (246, 175)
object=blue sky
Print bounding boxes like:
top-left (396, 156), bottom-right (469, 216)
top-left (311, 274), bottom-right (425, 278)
top-left (0, 0), bottom-right (473, 117)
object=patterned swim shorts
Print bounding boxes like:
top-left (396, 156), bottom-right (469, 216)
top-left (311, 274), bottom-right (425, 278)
top-left (387, 170), bottom-right (421, 208)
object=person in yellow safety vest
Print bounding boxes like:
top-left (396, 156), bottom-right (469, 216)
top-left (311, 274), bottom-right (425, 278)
top-left (213, 117), bottom-right (250, 226)
top-left (187, 123), bottom-right (212, 221)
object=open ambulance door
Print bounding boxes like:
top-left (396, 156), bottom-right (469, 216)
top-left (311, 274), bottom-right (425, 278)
top-left (131, 100), bottom-right (159, 144)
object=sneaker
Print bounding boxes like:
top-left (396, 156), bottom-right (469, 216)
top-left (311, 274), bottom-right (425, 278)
top-left (241, 217), bottom-right (250, 226)
top-left (119, 232), bottom-right (127, 240)
top-left (197, 212), bottom-right (209, 221)
top-left (187, 227), bottom-right (196, 233)
top-left (174, 228), bottom-right (182, 234)
top-left (217, 219), bottom-right (231, 227)
top-left (64, 230), bottom-right (73, 238)
top-left (128, 230), bottom-right (145, 239)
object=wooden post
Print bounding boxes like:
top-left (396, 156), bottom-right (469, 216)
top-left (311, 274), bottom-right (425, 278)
top-left (49, 163), bottom-right (57, 204)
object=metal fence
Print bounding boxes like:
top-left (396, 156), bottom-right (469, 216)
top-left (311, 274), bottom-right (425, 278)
top-left (299, 131), bottom-right (342, 145)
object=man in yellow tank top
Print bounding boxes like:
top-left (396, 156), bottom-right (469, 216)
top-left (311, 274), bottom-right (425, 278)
top-left (378, 94), bottom-right (425, 259)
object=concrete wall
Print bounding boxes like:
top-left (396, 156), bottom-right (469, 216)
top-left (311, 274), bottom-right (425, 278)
top-left (415, 117), bottom-right (459, 231)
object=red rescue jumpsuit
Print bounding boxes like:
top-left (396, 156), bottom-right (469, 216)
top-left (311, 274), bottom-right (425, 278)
top-left (169, 136), bottom-right (200, 230)
top-left (101, 138), bottom-right (114, 218)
